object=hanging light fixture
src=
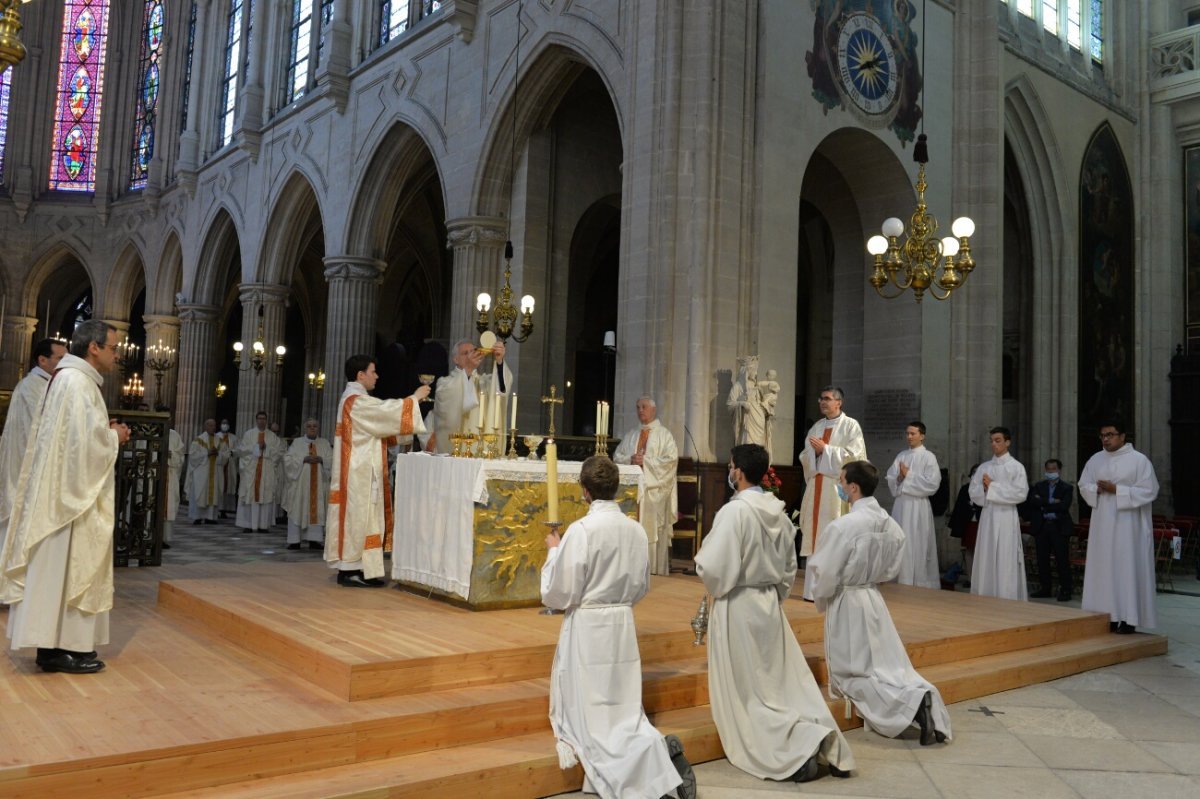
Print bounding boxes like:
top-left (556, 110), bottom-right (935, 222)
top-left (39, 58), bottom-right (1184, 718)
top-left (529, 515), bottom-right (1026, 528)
top-left (865, 1), bottom-right (975, 303)
top-left (232, 303), bottom-right (286, 373)
top-left (0, 1), bottom-right (33, 76)
top-left (475, 0), bottom-right (535, 343)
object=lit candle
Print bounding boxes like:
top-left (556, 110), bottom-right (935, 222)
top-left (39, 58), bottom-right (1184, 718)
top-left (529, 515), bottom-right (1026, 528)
top-left (601, 402), bottom-right (609, 436)
top-left (544, 439), bottom-right (559, 523)
top-left (474, 387), bottom-right (484, 429)
top-left (595, 401), bottom-right (602, 434)
top-left (510, 393), bottom-right (518, 429)
top-left (492, 392), bottom-right (501, 431)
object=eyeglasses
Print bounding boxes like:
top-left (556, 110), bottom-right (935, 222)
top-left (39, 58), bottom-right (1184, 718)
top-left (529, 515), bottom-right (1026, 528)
top-left (1098, 432), bottom-right (1121, 439)
top-left (818, 396), bottom-right (837, 402)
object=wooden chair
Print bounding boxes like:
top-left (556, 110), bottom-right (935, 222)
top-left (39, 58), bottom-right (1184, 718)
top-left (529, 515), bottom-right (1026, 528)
top-left (672, 470), bottom-right (703, 562)
top-left (1153, 524), bottom-right (1179, 592)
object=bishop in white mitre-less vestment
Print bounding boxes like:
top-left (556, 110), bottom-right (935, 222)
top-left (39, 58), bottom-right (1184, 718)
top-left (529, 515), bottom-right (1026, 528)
top-left (1079, 437), bottom-right (1159, 630)
top-left (807, 488), bottom-right (952, 744)
top-left (1, 352), bottom-right (122, 660)
top-left (283, 421), bottom-right (332, 548)
top-left (613, 397), bottom-right (679, 576)
top-left (325, 358), bottom-right (426, 584)
top-left (541, 486), bottom-right (686, 799)
top-left (0, 345), bottom-right (64, 551)
top-left (969, 434), bottom-right (1029, 601)
top-left (695, 463), bottom-right (854, 781)
top-left (430, 340), bottom-right (512, 453)
top-left (187, 421), bottom-right (229, 523)
top-left (235, 415), bottom-right (284, 531)
top-left (885, 435), bottom-right (942, 588)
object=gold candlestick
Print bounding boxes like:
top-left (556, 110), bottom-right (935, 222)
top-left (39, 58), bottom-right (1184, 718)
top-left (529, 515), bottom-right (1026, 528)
top-left (507, 426), bottom-right (518, 459)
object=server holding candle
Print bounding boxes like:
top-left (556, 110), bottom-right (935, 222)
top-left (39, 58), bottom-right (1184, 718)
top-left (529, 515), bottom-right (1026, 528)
top-left (613, 395), bottom-right (679, 575)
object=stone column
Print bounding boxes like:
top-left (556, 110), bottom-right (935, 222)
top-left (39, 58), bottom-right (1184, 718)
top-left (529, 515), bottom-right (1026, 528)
top-left (316, 0), bottom-right (353, 111)
top-left (143, 313), bottom-right (181, 412)
top-left (177, 0), bottom-right (211, 194)
top-left (320, 257), bottom-right (385, 430)
top-left (234, 0), bottom-right (269, 154)
top-left (176, 303), bottom-right (222, 442)
top-left (102, 319), bottom-right (132, 409)
top-left (1, 317), bottom-right (40, 390)
top-left (446, 216), bottom-right (508, 342)
top-left (235, 284), bottom-right (290, 433)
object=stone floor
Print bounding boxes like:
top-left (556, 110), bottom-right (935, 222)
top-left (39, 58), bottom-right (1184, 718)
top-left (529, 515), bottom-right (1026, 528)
top-left (160, 517), bottom-right (1200, 798)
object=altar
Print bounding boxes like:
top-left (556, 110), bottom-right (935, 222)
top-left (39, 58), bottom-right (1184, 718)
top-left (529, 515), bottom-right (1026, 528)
top-left (390, 453), bottom-right (643, 609)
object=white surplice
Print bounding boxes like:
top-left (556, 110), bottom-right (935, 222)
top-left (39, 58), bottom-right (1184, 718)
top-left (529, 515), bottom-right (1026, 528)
top-left (885, 445), bottom-right (942, 589)
top-left (969, 453), bottom-right (1029, 600)
top-left (1, 354), bottom-right (119, 651)
top-left (430, 362), bottom-right (513, 453)
top-left (613, 419), bottom-right (679, 576)
top-left (806, 496), bottom-right (952, 740)
top-left (694, 488), bottom-right (855, 779)
top-left (186, 431), bottom-right (229, 522)
top-left (218, 431), bottom-right (239, 512)
top-left (1079, 444), bottom-right (1159, 628)
top-left (283, 435), bottom-right (332, 544)
top-left (541, 500), bottom-right (682, 799)
top-left (235, 427), bottom-right (284, 530)
top-left (798, 415), bottom-right (866, 558)
top-left (0, 367), bottom-right (53, 552)
top-left (325, 382), bottom-right (424, 579)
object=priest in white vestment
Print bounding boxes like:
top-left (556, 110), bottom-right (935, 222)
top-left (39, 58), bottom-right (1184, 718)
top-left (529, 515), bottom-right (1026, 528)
top-left (541, 456), bottom-right (693, 799)
top-left (283, 418), bottom-right (332, 550)
top-left (885, 421), bottom-right (942, 589)
top-left (235, 411), bottom-right (284, 531)
top-left (807, 460), bottom-right (952, 745)
top-left (1, 321), bottom-right (130, 674)
top-left (613, 395), bottom-right (679, 576)
top-left (217, 420), bottom-right (238, 516)
top-left (695, 444), bottom-right (855, 783)
top-left (0, 338), bottom-right (67, 552)
top-left (162, 427), bottom-right (185, 546)
top-left (798, 386), bottom-right (866, 599)
top-left (187, 419), bottom-right (229, 523)
top-left (969, 427), bottom-right (1029, 601)
top-left (325, 355), bottom-right (428, 587)
top-left (1079, 422), bottom-right (1159, 633)
top-left (428, 339), bottom-right (512, 454)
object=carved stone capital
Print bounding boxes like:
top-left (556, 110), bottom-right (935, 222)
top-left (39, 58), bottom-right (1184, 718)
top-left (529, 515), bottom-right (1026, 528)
top-left (238, 282), bottom-right (291, 307)
top-left (322, 256), bottom-right (386, 283)
top-left (5, 316), bottom-right (41, 336)
top-left (445, 216), bottom-right (508, 250)
top-left (176, 303), bottom-right (221, 324)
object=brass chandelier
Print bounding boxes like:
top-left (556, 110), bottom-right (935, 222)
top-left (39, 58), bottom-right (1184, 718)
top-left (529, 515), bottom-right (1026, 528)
top-left (476, 241), bottom-right (535, 343)
top-left (0, 1), bottom-right (32, 76)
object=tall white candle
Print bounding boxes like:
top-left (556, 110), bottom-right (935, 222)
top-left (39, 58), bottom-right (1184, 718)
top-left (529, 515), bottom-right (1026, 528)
top-left (601, 402), bottom-right (609, 436)
top-left (510, 393), bottom-right (518, 428)
top-left (595, 401), bottom-right (601, 434)
top-left (474, 387), bottom-right (484, 429)
top-left (492, 392), bottom-right (501, 431)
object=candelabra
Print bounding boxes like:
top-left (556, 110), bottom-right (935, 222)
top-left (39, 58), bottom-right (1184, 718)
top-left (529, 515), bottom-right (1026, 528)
top-left (307, 370), bottom-right (326, 390)
top-left (115, 338), bottom-right (140, 376)
top-left (233, 305), bottom-right (286, 373)
top-left (215, 382), bottom-right (228, 399)
top-left (144, 339), bottom-right (177, 402)
top-left (507, 427), bottom-right (518, 459)
top-left (476, 242), bottom-right (536, 343)
top-left (121, 373), bottom-right (145, 409)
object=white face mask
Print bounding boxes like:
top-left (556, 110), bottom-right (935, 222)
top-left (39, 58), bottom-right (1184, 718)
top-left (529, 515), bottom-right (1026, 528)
top-left (727, 469), bottom-right (738, 490)
top-left (220, 423), bottom-right (229, 432)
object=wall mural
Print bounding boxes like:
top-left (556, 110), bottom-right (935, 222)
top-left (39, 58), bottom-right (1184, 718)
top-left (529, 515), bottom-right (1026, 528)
top-left (805, 0), bottom-right (923, 145)
top-left (1078, 123), bottom-right (1134, 468)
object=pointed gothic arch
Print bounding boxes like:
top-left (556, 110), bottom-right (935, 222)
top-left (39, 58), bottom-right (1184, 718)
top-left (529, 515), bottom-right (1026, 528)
top-left (103, 241), bottom-right (148, 321)
top-left (188, 207), bottom-right (243, 304)
top-left (257, 169), bottom-right (326, 286)
top-left (152, 229), bottom-right (185, 314)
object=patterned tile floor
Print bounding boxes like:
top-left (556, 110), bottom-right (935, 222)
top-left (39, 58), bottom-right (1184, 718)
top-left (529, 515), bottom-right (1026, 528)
top-left (162, 506), bottom-right (327, 566)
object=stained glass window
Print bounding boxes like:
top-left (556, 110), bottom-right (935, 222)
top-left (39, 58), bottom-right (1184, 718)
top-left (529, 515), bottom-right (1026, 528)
top-left (48, 0), bottom-right (112, 192)
top-left (130, 1), bottom-right (165, 190)
top-left (219, 0), bottom-right (246, 147)
top-left (1090, 0), bottom-right (1103, 62)
top-left (286, 0), bottom-right (315, 103)
top-left (1042, 1), bottom-right (1058, 35)
top-left (316, 0), bottom-right (334, 73)
top-left (379, 0), bottom-right (411, 45)
top-left (180, 2), bottom-right (197, 131)
top-left (0, 68), bottom-right (11, 184)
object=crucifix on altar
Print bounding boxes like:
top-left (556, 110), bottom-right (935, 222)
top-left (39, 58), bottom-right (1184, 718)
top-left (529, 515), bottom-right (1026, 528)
top-left (541, 384), bottom-right (564, 438)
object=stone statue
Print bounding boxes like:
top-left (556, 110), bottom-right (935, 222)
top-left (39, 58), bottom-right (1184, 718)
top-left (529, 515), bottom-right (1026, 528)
top-left (760, 369), bottom-right (780, 462)
top-left (726, 355), bottom-right (767, 452)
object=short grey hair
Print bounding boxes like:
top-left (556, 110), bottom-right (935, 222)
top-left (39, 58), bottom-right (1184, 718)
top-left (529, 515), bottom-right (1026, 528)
top-left (452, 339), bottom-right (474, 356)
top-left (637, 395), bottom-right (656, 408)
top-left (820, 385), bottom-right (845, 401)
top-left (70, 320), bottom-right (116, 358)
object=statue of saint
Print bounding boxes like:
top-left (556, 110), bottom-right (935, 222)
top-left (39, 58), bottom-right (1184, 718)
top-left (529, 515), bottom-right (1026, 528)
top-left (760, 369), bottom-right (781, 462)
top-left (726, 356), bottom-right (767, 452)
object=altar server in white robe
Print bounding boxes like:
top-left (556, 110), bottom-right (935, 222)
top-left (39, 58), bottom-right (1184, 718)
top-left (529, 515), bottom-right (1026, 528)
top-left (798, 386), bottom-right (866, 599)
top-left (1079, 421), bottom-right (1159, 633)
top-left (885, 421), bottom-right (942, 588)
top-left (0, 338), bottom-right (67, 551)
top-left (187, 419), bottom-right (229, 523)
top-left (235, 411), bottom-right (284, 531)
top-left (969, 427), bottom-right (1029, 601)
top-left (695, 444), bottom-right (855, 783)
top-left (541, 456), bottom-right (694, 799)
top-left (428, 338), bottom-right (512, 454)
top-left (1, 321), bottom-right (129, 674)
top-left (326, 354), bottom-right (428, 587)
top-left (283, 418), bottom-right (332, 550)
top-left (217, 420), bottom-right (238, 517)
top-left (162, 426), bottom-right (185, 546)
top-left (807, 460), bottom-right (952, 745)
top-left (613, 395), bottom-right (679, 576)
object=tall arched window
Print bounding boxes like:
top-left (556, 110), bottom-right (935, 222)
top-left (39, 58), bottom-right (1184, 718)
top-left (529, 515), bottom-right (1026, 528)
top-left (219, 0), bottom-right (248, 147)
top-left (378, 1), bottom-right (442, 47)
top-left (286, 0), bottom-right (315, 103)
top-left (130, 1), bottom-right (165, 190)
top-left (0, 68), bottom-right (12, 184)
top-left (48, 0), bottom-right (113, 192)
top-left (1090, 0), bottom-right (1103, 62)
top-left (180, 2), bottom-right (197, 130)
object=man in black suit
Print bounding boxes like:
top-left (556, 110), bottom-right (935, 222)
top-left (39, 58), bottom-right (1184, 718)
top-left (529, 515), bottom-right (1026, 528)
top-left (1028, 458), bottom-right (1074, 601)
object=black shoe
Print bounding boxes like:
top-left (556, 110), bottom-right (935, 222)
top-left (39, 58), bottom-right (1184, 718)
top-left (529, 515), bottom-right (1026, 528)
top-left (1057, 590), bottom-right (1072, 602)
top-left (790, 755), bottom-right (820, 782)
top-left (363, 576), bottom-right (387, 587)
top-left (286, 543), bottom-right (300, 550)
top-left (161, 542), bottom-right (171, 550)
top-left (1116, 622), bottom-right (1136, 634)
top-left (39, 650), bottom-right (104, 674)
top-left (1031, 590), bottom-right (1052, 598)
top-left (663, 734), bottom-right (696, 799)
top-left (915, 691), bottom-right (937, 746)
top-left (1110, 621), bottom-right (1119, 632)
top-left (308, 542), bottom-right (323, 550)
top-left (204, 519), bottom-right (215, 525)
top-left (337, 571), bottom-right (384, 588)
top-left (829, 765), bottom-right (852, 778)
top-left (193, 519), bottom-right (203, 525)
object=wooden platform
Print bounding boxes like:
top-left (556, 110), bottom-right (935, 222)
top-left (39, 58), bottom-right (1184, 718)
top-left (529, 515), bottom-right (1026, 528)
top-left (0, 560), bottom-right (1167, 798)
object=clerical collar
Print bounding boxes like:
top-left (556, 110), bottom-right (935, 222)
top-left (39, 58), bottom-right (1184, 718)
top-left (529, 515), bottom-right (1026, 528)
top-left (31, 366), bottom-right (53, 381)
top-left (824, 414), bottom-right (841, 424)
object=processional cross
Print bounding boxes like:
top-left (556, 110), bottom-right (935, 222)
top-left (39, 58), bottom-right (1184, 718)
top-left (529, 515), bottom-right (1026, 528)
top-left (541, 385), bottom-right (564, 437)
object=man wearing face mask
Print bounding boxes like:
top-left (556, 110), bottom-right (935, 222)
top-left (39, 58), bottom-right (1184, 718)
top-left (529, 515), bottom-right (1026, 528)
top-left (1028, 458), bottom-right (1075, 601)
top-left (217, 419), bottom-right (238, 518)
top-left (541, 455), bottom-right (694, 799)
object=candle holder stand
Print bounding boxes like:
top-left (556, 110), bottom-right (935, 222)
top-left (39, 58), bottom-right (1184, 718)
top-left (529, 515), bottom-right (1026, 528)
top-left (539, 520), bottom-right (565, 615)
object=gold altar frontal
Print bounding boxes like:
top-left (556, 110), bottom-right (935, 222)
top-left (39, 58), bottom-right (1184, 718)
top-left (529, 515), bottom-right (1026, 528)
top-left (391, 456), bottom-right (643, 610)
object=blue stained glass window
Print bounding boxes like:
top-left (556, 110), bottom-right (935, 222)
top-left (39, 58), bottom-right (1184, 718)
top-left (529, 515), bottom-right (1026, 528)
top-left (379, 0), bottom-right (411, 45)
top-left (1090, 0), bottom-right (1103, 62)
top-left (130, 1), bottom-right (165, 190)
top-left (180, 2), bottom-right (196, 130)
top-left (0, 68), bottom-right (12, 183)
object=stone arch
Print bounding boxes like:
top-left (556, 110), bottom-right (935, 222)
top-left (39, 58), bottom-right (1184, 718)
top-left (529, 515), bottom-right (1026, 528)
top-left (343, 122), bottom-right (446, 260)
top-left (187, 207), bottom-right (243, 304)
top-left (22, 241), bottom-right (98, 317)
top-left (152, 229), bottom-right (185, 313)
top-left (472, 41), bottom-right (622, 218)
top-left (257, 168), bottom-right (327, 286)
top-left (1004, 75), bottom-right (1075, 470)
top-left (102, 241), bottom-right (148, 321)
